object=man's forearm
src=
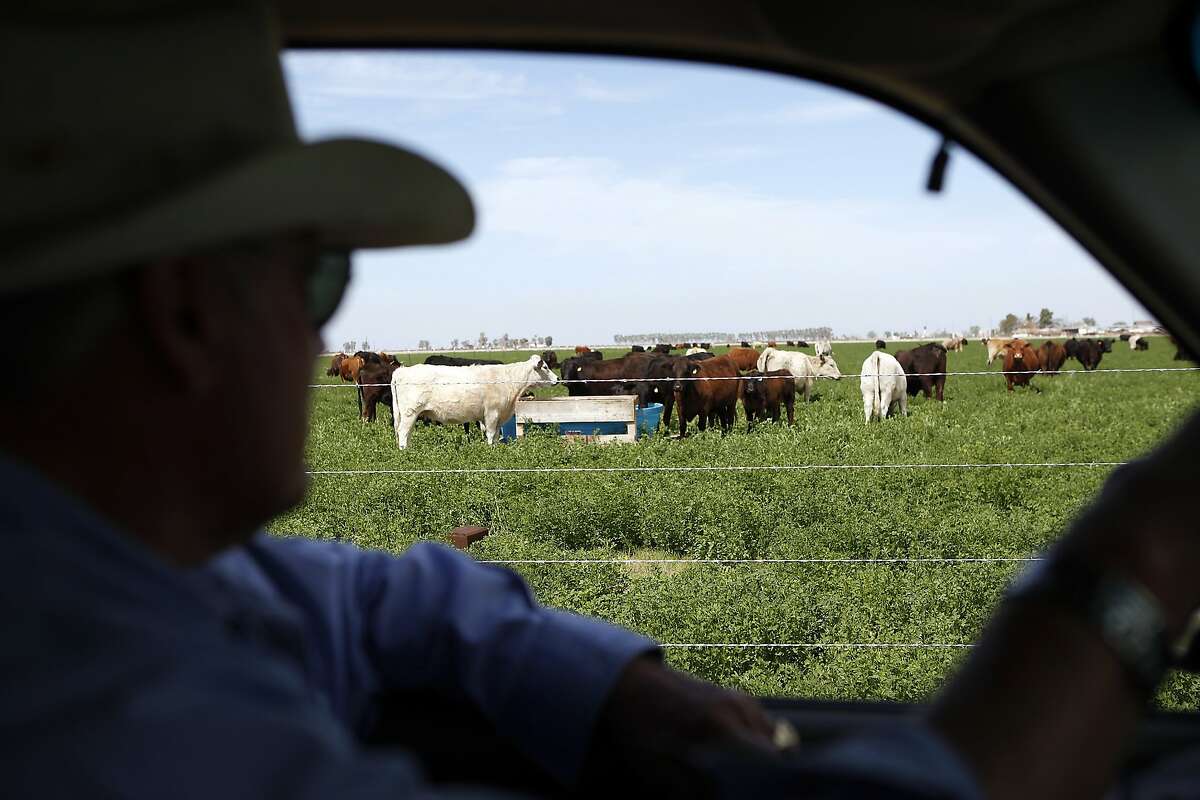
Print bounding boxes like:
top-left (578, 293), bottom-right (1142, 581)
top-left (929, 598), bottom-right (1142, 799)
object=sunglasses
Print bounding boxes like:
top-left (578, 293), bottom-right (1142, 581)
top-left (305, 249), bottom-right (352, 328)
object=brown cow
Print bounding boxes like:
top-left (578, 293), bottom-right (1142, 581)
top-left (339, 355), bottom-right (364, 383)
top-left (672, 354), bottom-right (739, 436)
top-left (741, 369), bottom-right (795, 431)
top-left (1002, 340), bottom-right (1041, 391)
top-left (326, 352), bottom-right (347, 376)
top-left (1039, 340), bottom-right (1068, 374)
top-left (356, 360), bottom-right (401, 422)
top-left (574, 345), bottom-right (591, 355)
top-left (723, 347), bottom-right (761, 371)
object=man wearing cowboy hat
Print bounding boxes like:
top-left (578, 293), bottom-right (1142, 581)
top-left (8, 3), bottom-right (1200, 799)
top-left (0, 3), bottom-right (790, 797)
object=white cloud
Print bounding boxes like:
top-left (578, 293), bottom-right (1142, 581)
top-left (458, 155), bottom-right (1125, 339)
top-left (477, 155), bottom-right (979, 268)
top-left (574, 75), bottom-right (661, 103)
top-left (283, 52), bottom-right (528, 102)
top-left (710, 98), bottom-right (881, 127)
top-left (692, 144), bottom-right (774, 163)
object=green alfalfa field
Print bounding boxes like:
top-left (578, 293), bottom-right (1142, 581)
top-left (273, 338), bottom-right (1200, 708)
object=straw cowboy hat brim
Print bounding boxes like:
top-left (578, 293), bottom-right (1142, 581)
top-left (2, 4), bottom-right (474, 293)
top-left (6, 138), bottom-right (474, 292)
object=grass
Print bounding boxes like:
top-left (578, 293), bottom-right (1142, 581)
top-left (275, 338), bottom-right (1200, 708)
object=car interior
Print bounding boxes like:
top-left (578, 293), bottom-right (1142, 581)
top-left (274, 0), bottom-right (1200, 792)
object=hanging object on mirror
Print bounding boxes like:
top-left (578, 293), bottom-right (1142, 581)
top-left (926, 137), bottom-right (952, 194)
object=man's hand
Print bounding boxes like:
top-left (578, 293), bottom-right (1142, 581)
top-left (582, 655), bottom-right (781, 797)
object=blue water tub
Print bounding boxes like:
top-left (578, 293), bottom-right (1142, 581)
top-left (499, 402), bottom-right (663, 442)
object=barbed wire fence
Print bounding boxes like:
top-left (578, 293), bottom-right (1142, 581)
top-left (303, 356), bottom-right (1199, 651)
top-left (314, 365), bottom-right (1200, 388)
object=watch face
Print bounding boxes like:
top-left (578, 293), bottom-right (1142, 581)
top-left (1172, 609), bottom-right (1200, 665)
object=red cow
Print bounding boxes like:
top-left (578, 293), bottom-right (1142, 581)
top-left (723, 347), bottom-right (761, 371)
top-left (356, 360), bottom-right (402, 422)
top-left (339, 355), bottom-right (364, 383)
top-left (895, 343), bottom-right (948, 401)
top-left (672, 354), bottom-right (740, 436)
top-left (1039, 341), bottom-right (1068, 374)
top-left (1002, 340), bottom-right (1040, 391)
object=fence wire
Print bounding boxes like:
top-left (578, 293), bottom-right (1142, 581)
top-left (479, 557), bottom-right (1039, 565)
top-left (659, 643), bottom-right (974, 649)
top-left (307, 461), bottom-right (1124, 476)
top-left (315, 364), bottom-right (1200, 388)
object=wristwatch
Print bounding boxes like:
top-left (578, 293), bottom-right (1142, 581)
top-left (1006, 555), bottom-right (1171, 695)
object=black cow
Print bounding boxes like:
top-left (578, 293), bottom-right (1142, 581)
top-left (875, 339), bottom-right (887, 350)
top-left (686, 351), bottom-right (716, 361)
top-left (540, 350), bottom-right (559, 370)
top-left (564, 352), bottom-right (652, 397)
top-left (630, 345), bottom-right (646, 352)
top-left (796, 340), bottom-right (809, 348)
top-left (626, 355), bottom-right (687, 424)
top-left (1065, 338), bottom-right (1104, 370)
top-left (354, 350), bottom-right (384, 365)
top-left (895, 343), bottom-right (947, 401)
top-left (740, 369), bottom-right (795, 431)
top-left (740, 341), bottom-right (752, 348)
top-left (423, 355), bottom-right (503, 367)
top-left (558, 352), bottom-right (603, 392)
top-left (652, 343), bottom-right (672, 354)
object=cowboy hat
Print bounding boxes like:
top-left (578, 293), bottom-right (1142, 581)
top-left (1, 2), bottom-right (474, 293)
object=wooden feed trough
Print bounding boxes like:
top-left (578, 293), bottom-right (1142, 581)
top-left (512, 395), bottom-right (639, 443)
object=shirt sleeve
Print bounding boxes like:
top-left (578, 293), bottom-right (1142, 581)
top-left (705, 723), bottom-right (983, 800)
top-left (5, 643), bottom-right (519, 800)
top-left (239, 535), bottom-right (658, 786)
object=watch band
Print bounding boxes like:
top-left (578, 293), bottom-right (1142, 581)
top-left (1006, 555), bottom-right (1170, 695)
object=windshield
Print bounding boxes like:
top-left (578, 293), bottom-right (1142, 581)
top-left (280, 50), bottom-right (1200, 709)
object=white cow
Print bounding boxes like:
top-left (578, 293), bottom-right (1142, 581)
top-left (814, 339), bottom-right (833, 357)
top-left (684, 346), bottom-right (708, 356)
top-left (983, 337), bottom-right (1016, 364)
top-left (1129, 334), bottom-right (1143, 351)
top-left (942, 336), bottom-right (966, 352)
top-left (757, 347), bottom-right (842, 401)
top-left (391, 355), bottom-right (557, 448)
top-left (860, 351), bottom-right (908, 423)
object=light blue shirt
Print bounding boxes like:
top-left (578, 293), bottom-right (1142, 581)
top-left (0, 455), bottom-right (983, 799)
top-left (0, 457), bottom-right (654, 798)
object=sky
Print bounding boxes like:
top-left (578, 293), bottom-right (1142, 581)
top-left (282, 51), bottom-right (1152, 350)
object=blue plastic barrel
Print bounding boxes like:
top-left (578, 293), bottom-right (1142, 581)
top-left (498, 402), bottom-right (662, 443)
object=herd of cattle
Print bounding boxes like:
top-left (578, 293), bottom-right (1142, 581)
top-left (322, 333), bottom-right (1168, 444)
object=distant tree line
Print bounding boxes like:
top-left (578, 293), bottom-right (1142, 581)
top-left (614, 327), bottom-right (833, 344)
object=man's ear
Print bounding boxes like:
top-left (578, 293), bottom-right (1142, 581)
top-left (136, 256), bottom-right (227, 394)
